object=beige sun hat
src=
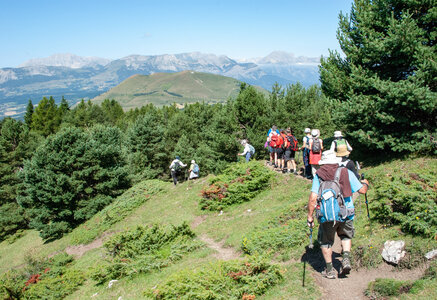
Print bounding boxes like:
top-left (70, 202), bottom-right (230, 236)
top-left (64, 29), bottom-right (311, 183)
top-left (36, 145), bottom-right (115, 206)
top-left (318, 150), bottom-right (341, 165)
top-left (334, 131), bottom-right (342, 138)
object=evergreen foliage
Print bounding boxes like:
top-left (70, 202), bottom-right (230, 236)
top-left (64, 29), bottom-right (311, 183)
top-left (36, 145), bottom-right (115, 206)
top-left (17, 126), bottom-right (130, 240)
top-left (320, 0), bottom-right (437, 154)
top-left (146, 254), bottom-right (283, 300)
top-left (92, 223), bottom-right (201, 284)
top-left (24, 99), bottom-right (34, 128)
top-left (200, 161), bottom-right (275, 211)
top-left (31, 96), bottom-right (61, 136)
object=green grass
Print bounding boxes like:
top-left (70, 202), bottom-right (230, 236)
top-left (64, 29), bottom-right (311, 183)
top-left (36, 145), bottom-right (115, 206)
top-left (1, 157), bottom-right (436, 299)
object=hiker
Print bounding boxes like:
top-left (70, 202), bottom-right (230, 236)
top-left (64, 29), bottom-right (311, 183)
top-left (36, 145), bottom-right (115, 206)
top-left (284, 128), bottom-right (298, 174)
top-left (331, 131), bottom-right (360, 180)
top-left (238, 140), bottom-right (255, 162)
top-left (278, 129), bottom-right (287, 171)
top-left (301, 128), bottom-right (312, 179)
top-left (267, 125), bottom-right (281, 167)
top-left (306, 150), bottom-right (369, 279)
top-left (169, 156), bottom-right (187, 185)
top-left (188, 160), bottom-right (200, 180)
top-left (330, 131), bottom-right (353, 155)
top-left (308, 129), bottom-right (323, 178)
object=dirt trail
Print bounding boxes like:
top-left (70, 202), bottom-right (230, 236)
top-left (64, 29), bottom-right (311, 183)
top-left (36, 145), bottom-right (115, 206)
top-left (305, 233), bottom-right (426, 300)
top-left (64, 232), bottom-right (115, 258)
top-left (198, 234), bottom-right (241, 261)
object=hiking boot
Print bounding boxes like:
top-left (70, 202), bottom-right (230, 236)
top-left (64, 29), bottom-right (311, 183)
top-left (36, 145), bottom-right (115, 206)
top-left (341, 258), bottom-right (351, 275)
top-left (321, 268), bottom-right (336, 279)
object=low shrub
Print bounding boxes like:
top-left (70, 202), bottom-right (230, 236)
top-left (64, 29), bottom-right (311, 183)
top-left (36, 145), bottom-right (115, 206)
top-left (366, 278), bottom-right (413, 298)
top-left (0, 252), bottom-right (84, 300)
top-left (91, 222), bottom-right (202, 284)
top-left (145, 254), bottom-right (283, 299)
top-left (241, 208), bottom-right (307, 257)
top-left (367, 158), bottom-right (437, 238)
top-left (200, 161), bottom-right (274, 211)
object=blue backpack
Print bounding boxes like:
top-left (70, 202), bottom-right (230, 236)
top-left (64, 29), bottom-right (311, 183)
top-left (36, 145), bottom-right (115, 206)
top-left (316, 167), bottom-right (350, 224)
top-left (193, 164), bottom-right (199, 174)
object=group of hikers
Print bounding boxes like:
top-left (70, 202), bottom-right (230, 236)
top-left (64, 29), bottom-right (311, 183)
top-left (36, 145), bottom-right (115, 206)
top-left (266, 125), bottom-right (369, 279)
top-left (169, 156), bottom-right (199, 185)
top-left (170, 125), bottom-right (370, 279)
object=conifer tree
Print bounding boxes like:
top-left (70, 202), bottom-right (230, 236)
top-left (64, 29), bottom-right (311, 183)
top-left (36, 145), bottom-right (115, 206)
top-left (125, 112), bottom-right (167, 181)
top-left (18, 126), bottom-right (130, 240)
top-left (31, 96), bottom-right (59, 136)
top-left (320, 0), bottom-right (436, 153)
top-left (24, 99), bottom-right (34, 128)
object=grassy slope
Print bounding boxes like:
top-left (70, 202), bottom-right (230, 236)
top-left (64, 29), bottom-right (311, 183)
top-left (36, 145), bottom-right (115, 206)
top-left (1, 158), bottom-right (436, 299)
top-left (91, 71), bottom-right (248, 109)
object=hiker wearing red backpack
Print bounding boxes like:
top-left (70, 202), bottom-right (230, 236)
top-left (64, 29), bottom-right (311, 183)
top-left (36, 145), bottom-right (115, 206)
top-left (309, 129), bottom-right (323, 178)
top-left (284, 128), bottom-right (299, 174)
top-left (267, 125), bottom-right (280, 166)
top-left (278, 129), bottom-right (287, 171)
top-left (268, 125), bottom-right (281, 168)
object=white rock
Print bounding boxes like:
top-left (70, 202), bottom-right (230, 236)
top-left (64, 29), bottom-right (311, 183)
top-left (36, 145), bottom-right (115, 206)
top-left (381, 240), bottom-right (406, 265)
top-left (108, 279), bottom-right (118, 289)
top-left (425, 249), bottom-right (437, 260)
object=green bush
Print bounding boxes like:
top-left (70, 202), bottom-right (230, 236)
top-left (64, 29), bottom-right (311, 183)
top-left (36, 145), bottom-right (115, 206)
top-left (145, 254), bottom-right (283, 300)
top-left (91, 222), bottom-right (202, 284)
top-left (200, 161), bottom-right (274, 211)
top-left (24, 268), bottom-right (85, 299)
top-left (0, 252), bottom-right (84, 300)
top-left (367, 158), bottom-right (437, 238)
top-left (366, 278), bottom-right (413, 298)
top-left (241, 208), bottom-right (307, 257)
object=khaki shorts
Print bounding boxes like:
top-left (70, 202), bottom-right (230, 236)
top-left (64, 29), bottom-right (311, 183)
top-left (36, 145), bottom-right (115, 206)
top-left (318, 219), bottom-right (355, 248)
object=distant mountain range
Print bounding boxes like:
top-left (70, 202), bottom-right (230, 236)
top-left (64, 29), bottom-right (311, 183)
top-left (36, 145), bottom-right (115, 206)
top-left (0, 52), bottom-right (320, 118)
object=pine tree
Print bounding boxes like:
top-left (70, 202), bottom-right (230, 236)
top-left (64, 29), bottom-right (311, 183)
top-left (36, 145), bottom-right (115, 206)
top-left (31, 96), bottom-right (59, 136)
top-left (24, 99), bottom-right (34, 128)
top-left (319, 0), bottom-right (437, 153)
top-left (17, 126), bottom-right (130, 240)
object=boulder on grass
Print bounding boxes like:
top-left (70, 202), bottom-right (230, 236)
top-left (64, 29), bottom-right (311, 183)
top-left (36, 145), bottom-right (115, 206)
top-left (381, 240), bottom-right (406, 265)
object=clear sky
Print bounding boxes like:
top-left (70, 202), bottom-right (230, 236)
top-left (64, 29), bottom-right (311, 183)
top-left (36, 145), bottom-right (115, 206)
top-left (0, 0), bottom-right (354, 68)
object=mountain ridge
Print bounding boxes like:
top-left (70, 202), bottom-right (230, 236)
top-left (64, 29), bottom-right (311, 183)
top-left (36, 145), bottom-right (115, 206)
top-left (0, 51), bottom-right (320, 118)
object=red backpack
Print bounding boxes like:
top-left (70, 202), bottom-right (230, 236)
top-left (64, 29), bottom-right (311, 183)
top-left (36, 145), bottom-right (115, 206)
top-left (269, 134), bottom-right (280, 148)
top-left (286, 134), bottom-right (299, 151)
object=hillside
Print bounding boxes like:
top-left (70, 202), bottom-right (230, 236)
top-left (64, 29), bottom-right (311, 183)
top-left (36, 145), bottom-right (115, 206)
top-left (91, 71), bottom-right (257, 109)
top-left (1, 158), bottom-right (436, 299)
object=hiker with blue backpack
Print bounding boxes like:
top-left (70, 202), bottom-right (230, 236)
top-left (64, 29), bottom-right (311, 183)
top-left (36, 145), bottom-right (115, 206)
top-left (188, 160), bottom-right (200, 180)
top-left (169, 156), bottom-right (187, 185)
top-left (306, 150), bottom-right (369, 279)
top-left (238, 140), bottom-right (255, 162)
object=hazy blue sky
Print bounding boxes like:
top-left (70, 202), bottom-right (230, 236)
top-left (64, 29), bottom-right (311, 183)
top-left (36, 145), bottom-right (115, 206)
top-left (0, 0), bottom-right (354, 68)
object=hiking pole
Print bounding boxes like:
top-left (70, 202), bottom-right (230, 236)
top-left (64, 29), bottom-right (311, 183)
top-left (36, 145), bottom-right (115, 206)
top-left (361, 173), bottom-right (370, 220)
top-left (303, 223), bottom-right (314, 287)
